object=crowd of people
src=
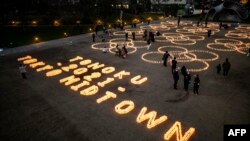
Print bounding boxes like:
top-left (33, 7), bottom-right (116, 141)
top-left (162, 52), bottom-right (201, 94)
top-left (115, 44), bottom-right (128, 59)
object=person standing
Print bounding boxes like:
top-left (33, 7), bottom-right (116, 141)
top-left (95, 26), bottom-right (98, 35)
top-left (184, 72), bottom-right (191, 91)
top-left (177, 16), bottom-right (181, 26)
top-left (171, 57), bottom-right (177, 74)
top-left (193, 74), bottom-right (200, 95)
top-left (162, 51), bottom-right (170, 67)
top-left (205, 21), bottom-right (208, 27)
top-left (92, 33), bottom-right (96, 42)
top-left (216, 63), bottom-right (221, 74)
top-left (173, 69), bottom-right (179, 89)
top-left (222, 58), bottom-right (231, 76)
top-left (207, 29), bottom-right (212, 37)
top-left (19, 64), bottom-right (27, 79)
top-left (181, 65), bottom-right (187, 76)
top-left (219, 22), bottom-right (222, 30)
top-left (132, 32), bottom-right (135, 40)
top-left (125, 32), bottom-right (128, 41)
top-left (103, 46), bottom-right (108, 53)
top-left (247, 48), bottom-right (250, 57)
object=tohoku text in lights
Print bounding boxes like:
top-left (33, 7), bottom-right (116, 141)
top-left (17, 55), bottom-right (195, 141)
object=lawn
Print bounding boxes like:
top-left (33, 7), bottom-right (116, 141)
top-left (0, 25), bottom-right (91, 48)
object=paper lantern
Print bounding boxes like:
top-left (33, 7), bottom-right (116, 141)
top-left (29, 61), bottom-right (45, 68)
top-left (73, 68), bottom-right (88, 75)
top-left (46, 69), bottom-right (62, 77)
top-left (71, 81), bottom-right (90, 91)
top-left (69, 56), bottom-right (83, 62)
top-left (136, 107), bottom-right (167, 129)
top-left (131, 75), bottom-right (148, 85)
top-left (97, 77), bottom-right (115, 87)
top-left (17, 55), bottom-right (32, 61)
top-left (96, 91), bottom-right (117, 104)
top-left (87, 62), bottom-right (105, 70)
top-left (36, 65), bottom-right (53, 72)
top-left (23, 59), bottom-right (38, 65)
top-left (164, 121), bottom-right (195, 141)
top-left (59, 75), bottom-right (80, 86)
top-left (113, 71), bottom-right (131, 79)
top-left (80, 85), bottom-right (99, 96)
top-left (80, 59), bottom-right (92, 65)
top-left (118, 87), bottom-right (126, 92)
top-left (115, 100), bottom-right (135, 114)
top-left (102, 67), bottom-right (116, 74)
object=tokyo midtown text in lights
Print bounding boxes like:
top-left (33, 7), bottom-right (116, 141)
top-left (17, 55), bottom-right (196, 141)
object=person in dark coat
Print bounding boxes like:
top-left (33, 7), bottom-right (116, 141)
top-left (184, 72), bottom-right (191, 91)
top-left (222, 58), bottom-right (231, 76)
top-left (92, 33), bottom-right (96, 42)
top-left (173, 69), bottom-right (179, 89)
top-left (125, 32), bottom-right (128, 40)
top-left (171, 57), bottom-right (177, 74)
top-left (177, 16), bottom-right (181, 26)
top-left (162, 51), bottom-right (170, 67)
top-left (216, 63), bottom-right (221, 74)
top-left (181, 66), bottom-right (187, 76)
top-left (193, 74), bottom-right (200, 95)
top-left (95, 26), bottom-right (98, 35)
top-left (207, 29), bottom-right (212, 37)
top-left (132, 32), bottom-right (135, 40)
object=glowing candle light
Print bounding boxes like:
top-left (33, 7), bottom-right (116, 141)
top-left (136, 107), bottom-right (168, 129)
top-left (70, 81), bottom-right (90, 91)
top-left (36, 65), bottom-right (53, 72)
top-left (97, 77), bottom-right (115, 87)
top-left (46, 69), bottom-right (62, 77)
top-left (87, 62), bottom-right (105, 70)
top-left (29, 61), bottom-right (45, 68)
top-left (131, 75), bottom-right (148, 85)
top-left (80, 59), bottom-right (92, 65)
top-left (96, 91), bottom-right (117, 104)
top-left (118, 87), bottom-right (126, 92)
top-left (102, 67), bottom-right (116, 74)
top-left (17, 55), bottom-right (32, 61)
top-left (113, 70), bottom-right (131, 79)
top-left (164, 121), bottom-right (195, 141)
top-left (23, 59), bottom-right (38, 65)
top-left (57, 62), bottom-right (62, 66)
top-left (80, 85), bottom-right (99, 96)
top-left (69, 56), bottom-right (83, 62)
top-left (73, 68), bottom-right (88, 75)
top-left (61, 64), bottom-right (78, 72)
top-left (115, 100), bottom-right (135, 114)
top-left (59, 75), bottom-right (80, 86)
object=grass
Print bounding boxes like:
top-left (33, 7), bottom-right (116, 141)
top-left (0, 25), bottom-right (91, 48)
